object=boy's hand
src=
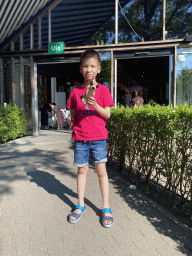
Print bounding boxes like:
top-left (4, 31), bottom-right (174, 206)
top-left (87, 96), bottom-right (111, 119)
top-left (87, 96), bottom-right (97, 108)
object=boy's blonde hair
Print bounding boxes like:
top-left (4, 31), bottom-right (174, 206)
top-left (80, 49), bottom-right (101, 65)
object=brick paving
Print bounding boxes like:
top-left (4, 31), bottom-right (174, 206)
top-left (0, 130), bottom-right (192, 256)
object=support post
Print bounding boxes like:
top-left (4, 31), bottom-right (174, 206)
top-left (20, 33), bottom-right (23, 51)
top-left (0, 58), bottom-right (4, 105)
top-left (30, 24), bottom-right (34, 50)
top-left (11, 57), bottom-right (16, 105)
top-left (115, 0), bottom-right (118, 44)
top-left (173, 46), bottom-right (177, 107)
top-left (11, 41), bottom-right (14, 51)
top-left (20, 56), bottom-right (25, 109)
top-left (38, 17), bottom-right (42, 49)
top-left (30, 56), bottom-right (39, 135)
top-left (110, 50), bottom-right (114, 100)
top-left (114, 58), bottom-right (117, 108)
top-left (48, 7), bottom-right (52, 43)
top-left (162, 0), bottom-right (166, 40)
top-left (51, 77), bottom-right (56, 126)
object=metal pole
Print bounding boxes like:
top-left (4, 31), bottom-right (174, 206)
top-left (0, 58), bottom-right (4, 105)
top-left (11, 57), bottom-right (16, 105)
top-left (114, 58), bottom-right (117, 108)
top-left (173, 46), bottom-right (177, 107)
top-left (30, 56), bottom-right (39, 135)
top-left (162, 0), bottom-right (166, 40)
top-left (20, 56), bottom-right (24, 109)
top-left (115, 0), bottom-right (118, 44)
top-left (111, 50), bottom-right (114, 100)
top-left (48, 7), bottom-right (52, 43)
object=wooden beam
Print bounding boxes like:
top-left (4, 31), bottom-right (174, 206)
top-left (38, 17), bottom-right (42, 49)
top-left (115, 0), bottom-right (118, 44)
top-left (30, 24), bottom-right (34, 50)
top-left (11, 41), bottom-right (14, 51)
top-left (163, 0), bottom-right (166, 40)
top-left (19, 33), bottom-right (23, 51)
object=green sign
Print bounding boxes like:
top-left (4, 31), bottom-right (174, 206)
top-left (48, 42), bottom-right (64, 54)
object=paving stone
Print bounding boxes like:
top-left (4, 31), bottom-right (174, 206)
top-left (156, 244), bottom-right (192, 256)
top-left (72, 247), bottom-right (105, 256)
top-left (102, 242), bottom-right (139, 256)
top-left (1, 130), bottom-right (192, 256)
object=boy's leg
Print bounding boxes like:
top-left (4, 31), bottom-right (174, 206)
top-left (95, 163), bottom-right (113, 225)
top-left (69, 165), bottom-right (88, 221)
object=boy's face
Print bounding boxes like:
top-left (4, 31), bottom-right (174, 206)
top-left (80, 57), bottom-right (101, 83)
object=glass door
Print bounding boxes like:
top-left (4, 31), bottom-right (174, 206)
top-left (176, 46), bottom-right (192, 106)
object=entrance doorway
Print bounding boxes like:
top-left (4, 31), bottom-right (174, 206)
top-left (117, 56), bottom-right (170, 105)
top-left (36, 61), bottom-right (82, 129)
top-left (114, 48), bottom-right (174, 106)
top-left (37, 61), bottom-right (82, 109)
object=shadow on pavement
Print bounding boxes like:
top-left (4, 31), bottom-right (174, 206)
top-left (107, 166), bottom-right (192, 256)
top-left (1, 130), bottom-right (192, 255)
top-left (26, 169), bottom-right (100, 218)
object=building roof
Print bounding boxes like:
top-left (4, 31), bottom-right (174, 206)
top-left (0, 0), bottom-right (130, 50)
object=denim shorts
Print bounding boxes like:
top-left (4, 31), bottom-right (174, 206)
top-left (74, 140), bottom-right (107, 167)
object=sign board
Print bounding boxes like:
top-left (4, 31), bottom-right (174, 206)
top-left (48, 42), bottom-right (64, 54)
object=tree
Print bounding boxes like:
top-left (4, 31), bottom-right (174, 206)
top-left (97, 59), bottom-right (111, 87)
top-left (176, 67), bottom-right (192, 105)
top-left (86, 0), bottom-right (192, 44)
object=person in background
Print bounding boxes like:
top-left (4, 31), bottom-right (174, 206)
top-left (123, 89), bottom-right (132, 107)
top-left (40, 103), bottom-right (52, 129)
top-left (56, 106), bottom-right (64, 130)
top-left (131, 91), bottom-right (144, 108)
top-left (41, 103), bottom-right (57, 129)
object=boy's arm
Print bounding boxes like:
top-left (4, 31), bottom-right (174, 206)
top-left (87, 97), bottom-right (111, 119)
top-left (70, 109), bottom-right (76, 120)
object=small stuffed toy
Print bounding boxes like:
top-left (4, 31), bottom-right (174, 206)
top-left (81, 81), bottom-right (97, 104)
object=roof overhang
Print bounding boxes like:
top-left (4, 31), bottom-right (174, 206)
top-left (0, 0), bottom-right (130, 50)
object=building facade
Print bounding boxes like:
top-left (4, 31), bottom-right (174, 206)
top-left (0, 0), bottom-right (192, 135)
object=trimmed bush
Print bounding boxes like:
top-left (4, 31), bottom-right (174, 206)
top-left (107, 103), bottom-right (192, 215)
top-left (0, 104), bottom-right (26, 143)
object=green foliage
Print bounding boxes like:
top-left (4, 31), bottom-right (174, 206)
top-left (0, 104), bottom-right (26, 143)
top-left (97, 59), bottom-right (111, 86)
top-left (87, 0), bottom-right (192, 44)
top-left (107, 103), bottom-right (192, 212)
top-left (176, 68), bottom-right (192, 105)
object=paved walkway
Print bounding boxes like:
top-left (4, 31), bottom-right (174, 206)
top-left (0, 130), bottom-right (192, 256)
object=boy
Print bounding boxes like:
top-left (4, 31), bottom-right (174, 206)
top-left (66, 49), bottom-right (114, 228)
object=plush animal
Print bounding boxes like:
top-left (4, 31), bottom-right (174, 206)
top-left (81, 81), bottom-right (97, 104)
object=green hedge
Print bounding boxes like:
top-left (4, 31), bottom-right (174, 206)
top-left (0, 104), bottom-right (26, 144)
top-left (107, 103), bottom-right (192, 214)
